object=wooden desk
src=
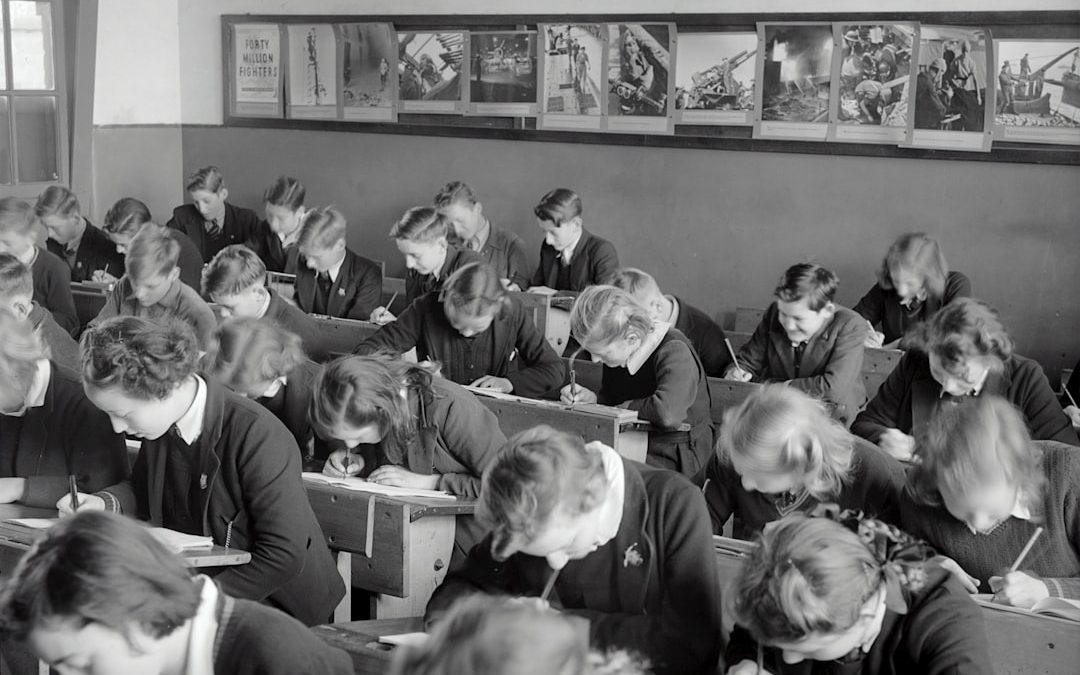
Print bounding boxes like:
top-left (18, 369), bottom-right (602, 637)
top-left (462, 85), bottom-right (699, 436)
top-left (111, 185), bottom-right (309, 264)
top-left (708, 379), bottom-right (762, 424)
top-left (311, 315), bottom-right (381, 355)
top-left (304, 481), bottom-right (473, 621)
top-left (71, 281), bottom-right (110, 327)
top-left (313, 618), bottom-right (423, 675)
top-left (511, 291), bottom-right (571, 354)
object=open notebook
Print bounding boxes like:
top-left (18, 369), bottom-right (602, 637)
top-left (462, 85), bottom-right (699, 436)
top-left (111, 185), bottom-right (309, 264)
top-left (4, 519), bottom-right (212, 553)
top-left (973, 594), bottom-right (1080, 622)
top-left (302, 473), bottom-right (455, 500)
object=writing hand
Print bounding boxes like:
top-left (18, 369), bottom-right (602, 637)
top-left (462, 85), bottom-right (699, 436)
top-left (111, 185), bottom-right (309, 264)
top-left (470, 375), bottom-right (513, 393)
top-left (323, 450), bottom-right (364, 478)
top-left (56, 492), bottom-right (106, 515)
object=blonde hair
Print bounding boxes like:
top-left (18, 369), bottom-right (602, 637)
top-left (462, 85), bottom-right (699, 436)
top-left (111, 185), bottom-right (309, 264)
top-left (205, 318), bottom-right (306, 396)
top-left (0, 198), bottom-right (35, 236)
top-left (34, 186), bottom-right (81, 221)
top-left (608, 267), bottom-right (662, 299)
top-left (569, 285), bottom-right (653, 348)
top-left (185, 165), bottom-right (225, 194)
top-left (877, 233), bottom-right (949, 301)
top-left (125, 223), bottom-right (180, 282)
top-left (719, 385), bottom-right (853, 500)
top-left (910, 298), bottom-right (1012, 377)
top-left (0, 310), bottom-right (50, 403)
top-left (297, 206), bottom-right (346, 252)
top-left (388, 206), bottom-right (450, 243)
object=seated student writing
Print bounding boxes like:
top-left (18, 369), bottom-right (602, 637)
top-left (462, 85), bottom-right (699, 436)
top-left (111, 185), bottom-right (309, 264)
top-left (901, 396), bottom-right (1080, 607)
top-left (91, 223), bottom-right (217, 349)
top-left (167, 165), bottom-right (266, 264)
top-left (372, 206), bottom-right (483, 324)
top-left (852, 298), bottom-right (1078, 459)
top-left (249, 175), bottom-right (306, 273)
top-left (36, 185), bottom-right (124, 283)
top-left (0, 312), bottom-right (127, 508)
top-left (425, 425), bottom-right (722, 675)
top-left (725, 263), bottom-right (868, 426)
top-left (561, 285), bottom-right (713, 476)
top-left (610, 267), bottom-right (732, 377)
top-left (205, 318), bottom-right (324, 466)
top-left (529, 188), bottom-right (619, 297)
top-left (698, 385), bottom-right (904, 539)
top-left (434, 180), bottom-right (530, 291)
top-left (725, 512), bottom-right (993, 675)
top-left (99, 197), bottom-right (204, 289)
top-left (0, 253), bottom-right (79, 371)
top-left (0, 197), bottom-right (78, 335)
top-left (854, 233), bottom-right (970, 349)
top-left (356, 262), bottom-right (564, 398)
top-left (59, 316), bottom-right (344, 627)
top-left (294, 206), bottom-right (382, 322)
top-left (0, 511), bottom-right (354, 675)
top-left (203, 245), bottom-right (330, 361)
top-left (1062, 358), bottom-right (1080, 430)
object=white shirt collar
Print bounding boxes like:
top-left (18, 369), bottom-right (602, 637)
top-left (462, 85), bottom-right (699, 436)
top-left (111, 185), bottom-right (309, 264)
top-left (255, 288), bottom-right (272, 319)
top-left (183, 576), bottom-right (220, 675)
top-left (560, 229), bottom-right (584, 265)
top-left (587, 440), bottom-right (625, 548)
top-left (662, 294), bottom-right (680, 326)
top-left (326, 254), bottom-right (346, 284)
top-left (17, 246), bottom-right (37, 266)
top-left (471, 219), bottom-right (491, 252)
top-left (625, 321), bottom-right (671, 375)
top-left (277, 225), bottom-right (301, 248)
top-left (7, 360), bottom-right (51, 416)
top-left (174, 376), bottom-right (208, 445)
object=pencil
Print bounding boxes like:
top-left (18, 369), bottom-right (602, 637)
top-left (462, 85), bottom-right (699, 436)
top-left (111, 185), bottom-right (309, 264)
top-left (385, 291), bottom-right (399, 314)
top-left (756, 643), bottom-right (764, 673)
top-left (1008, 526), bottom-right (1044, 574)
top-left (568, 346), bottom-right (583, 410)
top-left (1064, 386), bottom-right (1078, 410)
top-left (724, 338), bottom-right (742, 373)
top-left (68, 475), bottom-right (79, 513)
top-left (539, 566), bottom-right (561, 602)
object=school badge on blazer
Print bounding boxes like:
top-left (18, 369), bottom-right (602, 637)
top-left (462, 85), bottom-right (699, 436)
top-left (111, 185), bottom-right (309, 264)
top-left (623, 542), bottom-right (643, 567)
top-left (338, 288), bottom-right (346, 296)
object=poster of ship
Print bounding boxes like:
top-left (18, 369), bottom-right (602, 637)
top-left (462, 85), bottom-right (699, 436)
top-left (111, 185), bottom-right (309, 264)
top-left (993, 38), bottom-right (1080, 145)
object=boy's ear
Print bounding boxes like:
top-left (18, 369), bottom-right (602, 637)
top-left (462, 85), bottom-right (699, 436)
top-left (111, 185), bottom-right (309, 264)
top-left (568, 216), bottom-right (583, 230)
top-left (167, 266), bottom-right (181, 283)
top-left (821, 301), bottom-right (837, 318)
top-left (219, 187), bottom-right (230, 203)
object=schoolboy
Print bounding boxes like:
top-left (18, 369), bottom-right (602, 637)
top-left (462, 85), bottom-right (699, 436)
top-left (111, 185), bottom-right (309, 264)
top-left (294, 206), bottom-right (383, 321)
top-left (37, 185), bottom-right (125, 283)
top-left (0, 253), bottom-right (79, 371)
top-left (529, 188), bottom-right (619, 296)
top-left (101, 197), bottom-right (205, 289)
top-left (167, 165), bottom-right (266, 263)
top-left (434, 181), bottom-right (530, 291)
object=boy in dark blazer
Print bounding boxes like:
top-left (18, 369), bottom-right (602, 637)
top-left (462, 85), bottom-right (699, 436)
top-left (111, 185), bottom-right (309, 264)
top-left (529, 188), bottom-right (619, 296)
top-left (166, 165), bottom-right (267, 263)
top-left (37, 186), bottom-right (125, 283)
top-left (294, 207), bottom-right (382, 321)
top-left (0, 253), bottom-right (80, 372)
top-left (434, 181), bottom-right (532, 290)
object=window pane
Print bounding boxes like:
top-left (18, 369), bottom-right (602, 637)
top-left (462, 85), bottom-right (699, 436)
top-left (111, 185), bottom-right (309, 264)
top-left (14, 96), bottom-right (56, 182)
top-left (0, 98), bottom-right (10, 184)
top-left (10, 1), bottom-right (54, 90)
top-left (0, 9), bottom-right (7, 90)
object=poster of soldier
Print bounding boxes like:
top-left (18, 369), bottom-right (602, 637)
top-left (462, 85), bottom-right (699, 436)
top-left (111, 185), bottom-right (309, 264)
top-left (993, 39), bottom-right (1080, 145)
top-left (674, 32), bottom-right (756, 126)
top-left (829, 23), bottom-right (915, 144)
top-left (467, 31), bottom-right (538, 116)
top-left (286, 24), bottom-right (338, 119)
top-left (339, 24), bottom-right (396, 122)
top-left (754, 23), bottom-right (833, 141)
top-left (905, 25), bottom-right (993, 152)
top-left (397, 31), bottom-right (467, 113)
top-left (605, 23), bottom-right (676, 134)
top-left (538, 24), bottom-right (605, 131)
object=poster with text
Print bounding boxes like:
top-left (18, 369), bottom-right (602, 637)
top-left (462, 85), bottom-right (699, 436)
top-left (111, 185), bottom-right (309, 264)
top-left (232, 23), bottom-right (282, 117)
top-left (828, 23), bottom-right (916, 144)
top-left (992, 39), bottom-right (1080, 145)
top-left (286, 24), bottom-right (338, 119)
top-left (467, 31), bottom-right (538, 116)
top-left (754, 22), bottom-right (833, 142)
top-left (339, 23), bottom-right (397, 122)
top-left (538, 24), bottom-right (605, 130)
top-left (398, 31), bottom-right (467, 114)
top-left (674, 32), bottom-right (756, 126)
top-left (604, 23), bottom-right (676, 134)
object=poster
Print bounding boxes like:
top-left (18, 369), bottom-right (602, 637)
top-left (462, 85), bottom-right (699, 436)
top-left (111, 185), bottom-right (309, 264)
top-left (467, 31), bottom-right (538, 116)
top-left (905, 25), bottom-right (993, 152)
top-left (538, 24), bottom-right (605, 130)
top-left (674, 32), bottom-right (757, 126)
top-left (754, 22), bottom-right (834, 142)
top-left (286, 24), bottom-right (338, 119)
top-left (232, 23), bottom-right (282, 117)
top-left (828, 23), bottom-right (916, 144)
top-left (604, 23), bottom-right (676, 134)
top-left (992, 39), bottom-right (1080, 145)
top-left (339, 23), bottom-right (397, 122)
top-left (398, 31), bottom-right (467, 114)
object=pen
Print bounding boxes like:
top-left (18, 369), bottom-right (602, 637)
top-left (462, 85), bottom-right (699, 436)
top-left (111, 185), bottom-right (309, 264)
top-left (539, 566), bottom-right (561, 602)
top-left (724, 338), bottom-right (742, 374)
top-left (568, 346), bottom-right (583, 410)
top-left (1008, 526), bottom-right (1044, 574)
top-left (68, 475), bottom-right (79, 513)
top-left (384, 291), bottom-right (399, 317)
top-left (1064, 386), bottom-right (1078, 410)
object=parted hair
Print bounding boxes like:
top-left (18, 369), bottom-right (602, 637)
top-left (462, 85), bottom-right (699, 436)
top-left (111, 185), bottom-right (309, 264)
top-left (441, 262), bottom-right (505, 318)
top-left (909, 297), bottom-right (1013, 376)
top-left (202, 244), bottom-right (266, 299)
top-left (608, 267), bottom-right (662, 298)
top-left (297, 206), bottom-right (347, 252)
top-left (433, 180), bottom-right (480, 209)
top-left (0, 253), bottom-right (33, 299)
top-left (534, 188), bottom-right (582, 225)
top-left (80, 315), bottom-right (200, 400)
top-left (570, 285), bottom-right (653, 348)
top-left (205, 318), bottom-right (306, 396)
top-left (0, 511), bottom-right (200, 643)
top-left (774, 263), bottom-right (839, 312)
top-left (479, 425), bottom-right (608, 561)
top-left (0, 197), bottom-right (35, 235)
top-left (0, 309), bottom-right (50, 403)
top-left (263, 175), bottom-right (306, 211)
top-left (388, 206), bottom-right (450, 243)
top-left (125, 223), bottom-right (181, 281)
top-left (102, 198), bottom-right (153, 238)
top-left (185, 165), bottom-right (225, 193)
top-left (719, 385), bottom-right (854, 501)
top-left (877, 233), bottom-right (949, 301)
top-left (34, 185), bottom-right (81, 220)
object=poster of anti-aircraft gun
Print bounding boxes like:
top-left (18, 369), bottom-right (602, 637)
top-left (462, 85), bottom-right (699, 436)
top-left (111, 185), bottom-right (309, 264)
top-left (753, 22), bottom-right (834, 141)
top-left (338, 23), bottom-right (397, 123)
top-left (992, 38), bottom-right (1080, 146)
top-left (467, 31), bottom-right (539, 117)
top-left (397, 31), bottom-right (469, 114)
top-left (674, 32), bottom-right (756, 126)
top-left (604, 23), bottom-right (677, 134)
top-left (286, 24), bottom-right (338, 119)
top-left (827, 23), bottom-right (916, 144)
top-left (538, 24), bottom-right (607, 131)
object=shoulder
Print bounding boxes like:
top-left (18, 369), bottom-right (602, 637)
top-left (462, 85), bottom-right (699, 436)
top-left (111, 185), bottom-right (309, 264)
top-left (1004, 353), bottom-right (1045, 382)
top-left (452, 247), bottom-right (485, 268)
top-left (583, 230), bottom-right (616, 255)
top-left (489, 223), bottom-right (525, 248)
top-left (177, 283), bottom-right (213, 313)
top-left (945, 271), bottom-right (970, 290)
top-left (171, 204), bottom-right (199, 221)
top-left (226, 202), bottom-right (261, 225)
top-left (218, 599), bottom-right (352, 674)
top-left (830, 306), bottom-right (869, 333)
top-left (851, 436), bottom-right (905, 480)
top-left (675, 297), bottom-right (717, 327)
top-left (656, 328), bottom-right (697, 360)
top-left (344, 249), bottom-right (381, 275)
top-left (432, 377), bottom-right (484, 411)
top-left (635, 460), bottom-right (704, 506)
top-left (34, 247), bottom-right (66, 273)
top-left (1037, 440), bottom-right (1080, 479)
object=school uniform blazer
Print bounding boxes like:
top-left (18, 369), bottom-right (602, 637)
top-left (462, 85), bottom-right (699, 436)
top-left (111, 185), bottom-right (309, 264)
top-left (475, 223), bottom-right (531, 290)
top-left (95, 379), bottom-right (345, 626)
top-left (295, 248), bottom-right (383, 320)
top-left (264, 290), bottom-right (332, 362)
top-left (167, 202), bottom-right (266, 263)
top-left (404, 246), bottom-right (485, 305)
top-left (737, 303), bottom-right (868, 425)
top-left (851, 351), bottom-right (1079, 446)
top-left (30, 246), bottom-right (78, 335)
top-left (246, 224), bottom-right (295, 273)
top-left (425, 459), bottom-right (722, 675)
top-left (530, 228), bottom-right (620, 294)
top-left (853, 271), bottom-right (971, 344)
top-left (92, 276), bottom-right (217, 349)
top-left (354, 292), bottom-right (565, 398)
top-left (173, 228), bottom-right (206, 290)
top-left (45, 220), bottom-right (125, 282)
top-left (256, 358), bottom-right (320, 457)
top-left (0, 362), bottom-right (128, 508)
top-left (28, 303), bottom-right (80, 373)
top-left (672, 295), bottom-right (732, 377)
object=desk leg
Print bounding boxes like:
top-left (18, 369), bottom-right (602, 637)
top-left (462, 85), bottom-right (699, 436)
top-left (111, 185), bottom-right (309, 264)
top-left (373, 516), bottom-right (455, 619)
top-left (334, 551), bottom-right (352, 623)
top-left (615, 430), bottom-right (649, 464)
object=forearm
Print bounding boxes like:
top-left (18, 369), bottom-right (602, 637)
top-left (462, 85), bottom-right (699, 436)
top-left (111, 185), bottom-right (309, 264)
top-left (436, 472), bottom-right (482, 498)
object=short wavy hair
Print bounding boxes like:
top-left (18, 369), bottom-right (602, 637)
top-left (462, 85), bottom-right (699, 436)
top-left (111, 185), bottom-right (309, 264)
top-left (876, 233), bottom-right (949, 302)
top-left (205, 318), bottom-right (306, 396)
top-left (569, 285), bottom-right (653, 349)
top-left (908, 297), bottom-right (1012, 376)
top-left (80, 315), bottom-right (200, 400)
top-left (774, 263), bottom-right (839, 312)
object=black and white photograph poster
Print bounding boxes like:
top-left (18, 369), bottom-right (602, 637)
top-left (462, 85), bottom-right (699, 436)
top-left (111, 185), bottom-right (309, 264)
top-left (604, 23), bottom-right (676, 134)
top-left (286, 24), bottom-right (337, 119)
top-left (828, 23), bottom-right (915, 144)
top-left (231, 23), bottom-right (282, 118)
top-left (674, 32), bottom-right (756, 126)
top-left (467, 31), bottom-right (538, 116)
top-left (754, 23), bottom-right (834, 141)
top-left (993, 39), bottom-right (1080, 146)
top-left (339, 23), bottom-right (397, 122)
top-left (538, 24), bottom-right (605, 131)
top-left (905, 25), bottom-right (993, 152)
top-left (397, 31), bottom-right (467, 114)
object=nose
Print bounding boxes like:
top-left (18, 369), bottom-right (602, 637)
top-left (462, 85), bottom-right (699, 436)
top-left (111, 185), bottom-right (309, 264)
top-left (305, 257), bottom-right (317, 270)
top-left (741, 475), bottom-right (756, 492)
top-left (110, 416), bottom-right (128, 434)
top-left (591, 353), bottom-right (603, 363)
top-left (546, 551), bottom-right (570, 571)
top-left (545, 233), bottom-right (555, 246)
top-left (967, 513), bottom-right (995, 533)
top-left (782, 650), bottom-right (806, 664)
top-left (405, 256), bottom-right (418, 270)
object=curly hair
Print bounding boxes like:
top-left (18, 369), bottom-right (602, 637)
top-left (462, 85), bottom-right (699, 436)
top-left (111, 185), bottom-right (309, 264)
top-left (80, 315), bottom-right (200, 400)
top-left (774, 263), bottom-right (839, 312)
top-left (908, 298), bottom-right (1012, 375)
top-left (204, 318), bottom-right (306, 397)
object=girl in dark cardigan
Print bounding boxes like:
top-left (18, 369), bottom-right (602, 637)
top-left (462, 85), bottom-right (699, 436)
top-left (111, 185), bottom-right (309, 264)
top-left (356, 262), bottom-right (564, 398)
top-left (560, 285), bottom-right (713, 477)
top-left (697, 385), bottom-right (904, 539)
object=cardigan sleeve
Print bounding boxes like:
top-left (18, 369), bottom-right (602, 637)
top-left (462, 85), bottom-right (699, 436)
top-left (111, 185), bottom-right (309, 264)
top-left (851, 353), bottom-right (918, 443)
top-left (853, 283), bottom-right (886, 327)
top-left (1011, 359), bottom-right (1079, 446)
top-left (505, 234), bottom-right (532, 290)
top-left (735, 307), bottom-right (771, 377)
top-left (590, 238), bottom-right (620, 286)
top-left (1043, 455), bottom-right (1080, 599)
top-left (785, 313), bottom-right (868, 406)
top-left (354, 296), bottom-right (426, 356)
top-left (505, 307), bottom-right (566, 398)
top-left (346, 259), bottom-right (383, 321)
top-left (95, 444), bottom-right (148, 519)
top-left (620, 339), bottom-right (700, 430)
top-left (433, 389), bottom-right (507, 498)
top-left (905, 573), bottom-right (995, 675)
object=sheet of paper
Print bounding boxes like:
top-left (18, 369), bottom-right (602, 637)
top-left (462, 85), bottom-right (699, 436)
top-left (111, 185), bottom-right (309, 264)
top-left (302, 473), bottom-right (455, 500)
top-left (148, 527), bottom-right (214, 551)
top-left (378, 632), bottom-right (430, 647)
top-left (6, 518), bottom-right (58, 529)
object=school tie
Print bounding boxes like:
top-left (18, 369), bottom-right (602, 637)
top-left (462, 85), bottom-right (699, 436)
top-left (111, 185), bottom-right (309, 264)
top-left (792, 341), bottom-right (807, 377)
top-left (205, 218), bottom-right (222, 239)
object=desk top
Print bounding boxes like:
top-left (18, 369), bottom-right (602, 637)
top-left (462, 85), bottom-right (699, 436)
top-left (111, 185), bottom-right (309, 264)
top-left (304, 481), bottom-right (476, 520)
top-left (313, 618), bottom-right (424, 675)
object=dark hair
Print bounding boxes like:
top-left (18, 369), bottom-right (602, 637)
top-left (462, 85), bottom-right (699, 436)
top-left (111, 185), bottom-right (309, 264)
top-left (774, 263), bottom-right (839, 311)
top-left (185, 165), bottom-right (224, 193)
top-left (909, 298), bottom-right (1012, 376)
top-left (205, 318), bottom-right (307, 396)
top-left (80, 315), bottom-right (200, 400)
top-left (34, 185), bottom-right (81, 220)
top-left (202, 244), bottom-right (267, 299)
top-left (533, 188), bottom-right (582, 225)
top-left (264, 175), bottom-right (306, 211)
top-left (102, 198), bottom-right (153, 238)
top-left (0, 511), bottom-right (199, 642)
top-left (441, 262), bottom-right (505, 318)
top-left (433, 180), bottom-right (480, 209)
top-left (388, 206), bottom-right (450, 243)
